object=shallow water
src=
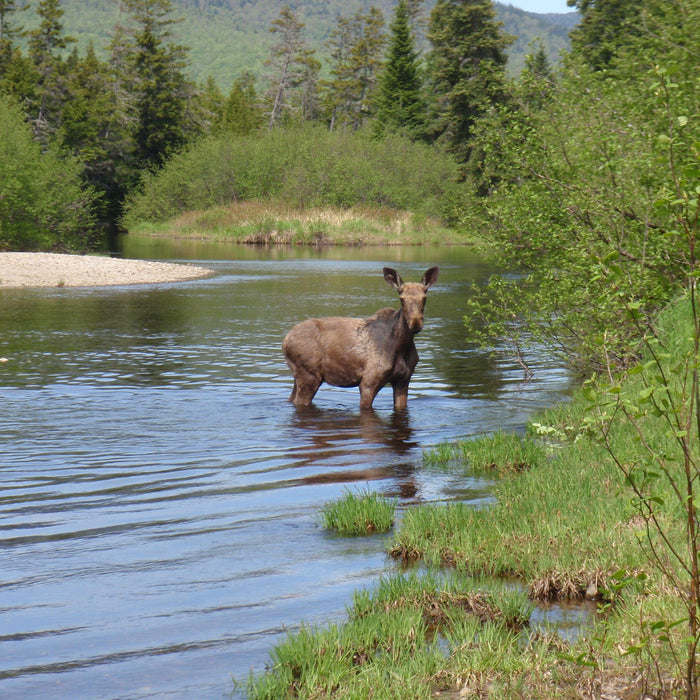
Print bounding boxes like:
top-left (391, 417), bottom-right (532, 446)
top-left (0, 244), bottom-right (574, 699)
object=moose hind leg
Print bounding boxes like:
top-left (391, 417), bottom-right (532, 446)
top-left (291, 367), bottom-right (322, 407)
top-left (359, 379), bottom-right (382, 410)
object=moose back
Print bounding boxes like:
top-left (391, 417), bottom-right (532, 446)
top-left (282, 266), bottom-right (439, 410)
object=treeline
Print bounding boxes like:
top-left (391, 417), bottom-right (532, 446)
top-left (0, 0), bottom-right (513, 250)
top-left (1, 0), bottom-right (698, 379)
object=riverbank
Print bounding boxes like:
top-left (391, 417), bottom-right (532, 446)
top-left (245, 296), bottom-right (698, 698)
top-left (126, 201), bottom-right (472, 246)
top-left (0, 252), bottom-right (213, 288)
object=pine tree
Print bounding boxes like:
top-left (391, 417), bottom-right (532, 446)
top-left (425, 0), bottom-right (512, 164)
top-left (374, 0), bottom-right (424, 138)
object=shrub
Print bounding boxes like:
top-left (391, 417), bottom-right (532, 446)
top-left (122, 124), bottom-right (461, 228)
top-left (0, 95), bottom-right (96, 251)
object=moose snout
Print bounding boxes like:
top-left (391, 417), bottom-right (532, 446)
top-left (409, 318), bottom-right (424, 333)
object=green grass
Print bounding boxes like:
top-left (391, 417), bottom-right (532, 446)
top-left (319, 488), bottom-right (397, 535)
top-left (243, 571), bottom-right (543, 700)
top-left (424, 430), bottom-right (548, 476)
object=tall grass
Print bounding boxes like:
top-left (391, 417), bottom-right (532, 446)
top-left (122, 125), bottom-right (464, 231)
top-left (127, 200), bottom-right (462, 245)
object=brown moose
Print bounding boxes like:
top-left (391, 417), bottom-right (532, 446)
top-left (282, 266), bottom-right (439, 410)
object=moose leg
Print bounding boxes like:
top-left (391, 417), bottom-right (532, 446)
top-left (288, 365), bottom-right (322, 406)
top-left (392, 381), bottom-right (410, 411)
top-left (359, 379), bottom-right (382, 410)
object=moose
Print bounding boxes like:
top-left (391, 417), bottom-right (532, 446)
top-left (282, 266), bottom-right (439, 410)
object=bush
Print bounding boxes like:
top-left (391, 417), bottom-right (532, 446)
top-left (122, 124), bottom-right (461, 227)
top-left (0, 95), bottom-right (97, 251)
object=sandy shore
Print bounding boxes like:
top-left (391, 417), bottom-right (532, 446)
top-left (0, 252), bottom-right (213, 289)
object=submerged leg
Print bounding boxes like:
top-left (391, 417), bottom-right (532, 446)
top-left (291, 367), bottom-right (322, 407)
top-left (392, 382), bottom-right (409, 411)
top-left (359, 380), bottom-right (382, 410)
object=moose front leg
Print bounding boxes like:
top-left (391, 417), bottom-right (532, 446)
top-left (392, 381), bottom-right (410, 411)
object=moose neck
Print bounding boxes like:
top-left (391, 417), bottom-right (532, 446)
top-left (395, 307), bottom-right (419, 346)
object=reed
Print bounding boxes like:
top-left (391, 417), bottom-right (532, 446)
top-left (319, 488), bottom-right (397, 535)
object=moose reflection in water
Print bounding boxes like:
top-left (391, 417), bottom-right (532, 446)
top-left (283, 267), bottom-right (440, 410)
top-left (290, 407), bottom-right (421, 500)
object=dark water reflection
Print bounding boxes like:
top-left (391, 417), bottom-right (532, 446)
top-left (0, 244), bottom-right (573, 699)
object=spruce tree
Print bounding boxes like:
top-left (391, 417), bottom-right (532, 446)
top-left (0, 0), bottom-right (27, 68)
top-left (264, 6), bottom-right (314, 128)
top-left (61, 43), bottom-right (131, 223)
top-left (374, 0), bottom-right (424, 138)
top-left (28, 0), bottom-right (74, 138)
top-left (323, 7), bottom-right (386, 131)
top-left (0, 0), bottom-right (33, 100)
top-left (425, 0), bottom-right (512, 164)
top-left (220, 73), bottom-right (263, 135)
top-left (569, 0), bottom-right (642, 71)
top-left (119, 0), bottom-right (192, 171)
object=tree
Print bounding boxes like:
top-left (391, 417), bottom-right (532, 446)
top-left (568, 0), bottom-right (643, 71)
top-left (0, 0), bottom-right (27, 69)
top-left (0, 94), bottom-right (96, 250)
top-left (323, 7), bottom-right (386, 131)
top-left (119, 0), bottom-right (193, 171)
top-left (60, 43), bottom-right (131, 224)
top-left (292, 48), bottom-right (321, 122)
top-left (374, 0), bottom-right (424, 138)
top-left (425, 0), bottom-right (512, 165)
top-left (27, 0), bottom-right (74, 139)
top-left (219, 72), bottom-right (263, 135)
top-left (264, 6), bottom-right (315, 129)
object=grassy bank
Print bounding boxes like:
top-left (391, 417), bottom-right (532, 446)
top-left (244, 296), bottom-right (699, 698)
top-left (126, 200), bottom-right (471, 246)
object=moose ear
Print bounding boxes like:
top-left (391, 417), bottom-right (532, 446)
top-left (383, 267), bottom-right (403, 291)
top-left (421, 267), bottom-right (439, 289)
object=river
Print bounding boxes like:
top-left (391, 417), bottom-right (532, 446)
top-left (0, 242), bottom-right (573, 699)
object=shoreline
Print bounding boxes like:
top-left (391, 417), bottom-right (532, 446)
top-left (0, 252), bottom-right (213, 289)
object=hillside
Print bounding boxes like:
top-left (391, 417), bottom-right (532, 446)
top-left (22, 0), bottom-right (578, 89)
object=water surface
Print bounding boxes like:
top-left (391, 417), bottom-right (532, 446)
top-left (0, 244), bottom-right (573, 699)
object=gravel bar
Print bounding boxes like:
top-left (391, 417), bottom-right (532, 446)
top-left (0, 252), bottom-right (213, 288)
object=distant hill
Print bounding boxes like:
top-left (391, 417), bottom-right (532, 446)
top-left (21, 0), bottom-right (579, 89)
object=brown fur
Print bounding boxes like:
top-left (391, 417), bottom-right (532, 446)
top-left (282, 266), bottom-right (439, 410)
